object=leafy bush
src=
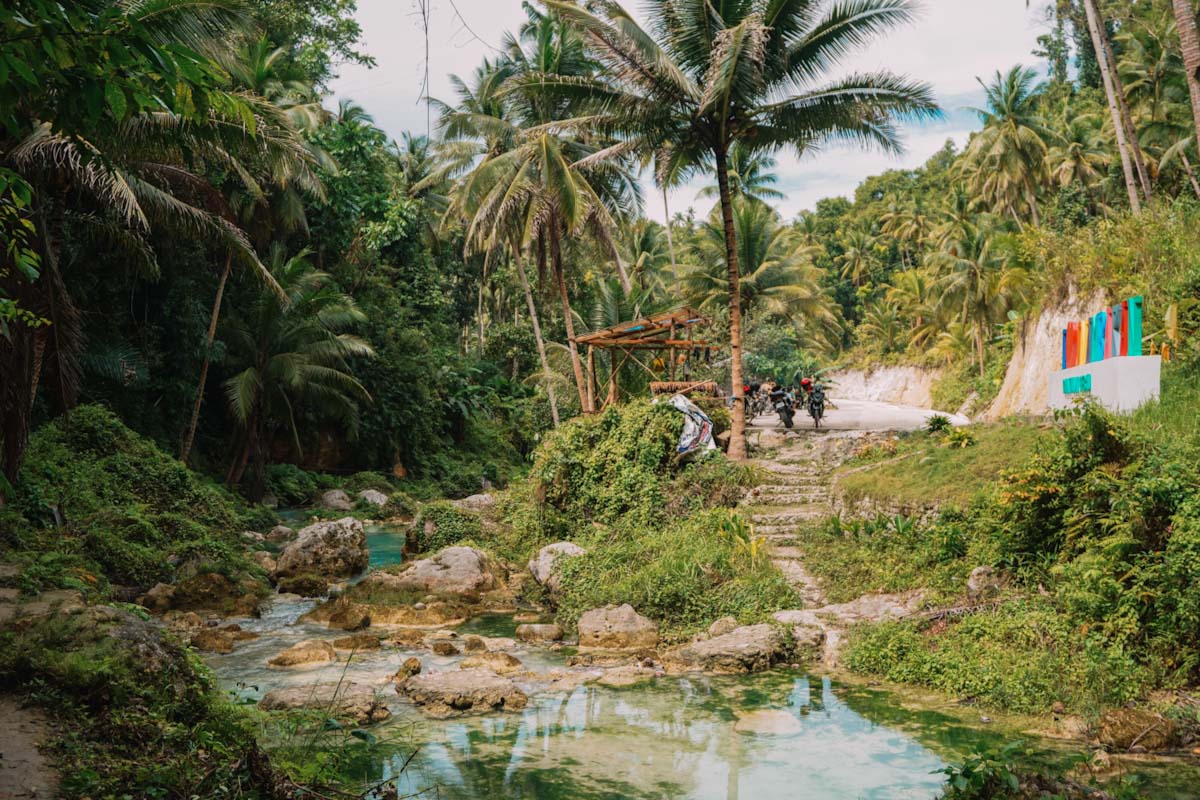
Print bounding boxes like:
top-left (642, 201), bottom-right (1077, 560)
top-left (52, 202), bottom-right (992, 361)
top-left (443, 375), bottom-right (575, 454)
top-left (343, 471), bottom-right (396, 495)
top-left (410, 501), bottom-right (482, 553)
top-left (925, 414), bottom-right (952, 434)
top-left (554, 509), bottom-right (796, 640)
top-left (8, 405), bottom-right (266, 593)
top-left (0, 610), bottom-right (273, 798)
top-left (263, 463), bottom-right (323, 506)
top-left (946, 427), bottom-right (976, 448)
top-left (845, 600), bottom-right (1148, 714)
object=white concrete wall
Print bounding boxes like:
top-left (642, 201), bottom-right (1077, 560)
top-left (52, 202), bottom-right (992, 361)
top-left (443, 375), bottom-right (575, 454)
top-left (1048, 356), bottom-right (1161, 414)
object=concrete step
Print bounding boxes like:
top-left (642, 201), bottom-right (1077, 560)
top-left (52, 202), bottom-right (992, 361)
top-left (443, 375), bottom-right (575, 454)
top-left (768, 545), bottom-right (806, 561)
top-left (742, 492), bottom-right (827, 507)
top-left (751, 508), bottom-right (831, 525)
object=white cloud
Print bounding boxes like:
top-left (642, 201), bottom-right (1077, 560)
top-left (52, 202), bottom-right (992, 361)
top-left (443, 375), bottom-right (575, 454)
top-left (326, 0), bottom-right (1045, 220)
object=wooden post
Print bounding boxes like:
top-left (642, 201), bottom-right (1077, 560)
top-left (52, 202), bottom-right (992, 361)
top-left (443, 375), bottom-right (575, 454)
top-left (608, 349), bottom-right (621, 407)
top-left (669, 323), bottom-right (677, 381)
top-left (586, 346), bottom-right (597, 414)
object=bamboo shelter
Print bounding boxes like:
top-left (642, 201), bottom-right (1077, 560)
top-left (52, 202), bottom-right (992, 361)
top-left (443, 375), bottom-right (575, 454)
top-left (575, 306), bottom-right (713, 410)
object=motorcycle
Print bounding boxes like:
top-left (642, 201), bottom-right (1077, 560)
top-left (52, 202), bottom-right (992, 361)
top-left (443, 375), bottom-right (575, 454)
top-left (770, 388), bottom-right (794, 429)
top-left (807, 385), bottom-right (826, 429)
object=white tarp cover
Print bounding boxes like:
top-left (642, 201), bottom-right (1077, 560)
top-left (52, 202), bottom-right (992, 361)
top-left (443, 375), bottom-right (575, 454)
top-left (663, 394), bottom-right (716, 456)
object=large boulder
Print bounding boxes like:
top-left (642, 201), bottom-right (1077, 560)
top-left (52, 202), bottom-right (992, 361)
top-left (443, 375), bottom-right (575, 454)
top-left (363, 547), bottom-right (501, 602)
top-left (515, 623), bottom-right (563, 643)
top-left (321, 489), bottom-right (354, 511)
top-left (266, 525), bottom-right (295, 543)
top-left (398, 668), bottom-right (527, 718)
top-left (460, 652), bottom-right (524, 675)
top-left (1096, 708), bottom-right (1176, 752)
top-left (275, 518), bottom-right (368, 580)
top-left (267, 639), bottom-right (336, 668)
top-left (358, 489), bottom-right (389, 508)
top-left (528, 542), bottom-right (585, 596)
top-left (662, 624), bottom-right (789, 674)
top-left (453, 493), bottom-right (496, 511)
top-left (258, 682), bottom-right (390, 725)
top-left (577, 604), bottom-right (658, 651)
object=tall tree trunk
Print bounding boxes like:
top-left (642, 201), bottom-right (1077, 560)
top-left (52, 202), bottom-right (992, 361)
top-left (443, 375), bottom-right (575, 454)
top-left (662, 186), bottom-right (679, 293)
top-left (180, 252), bottom-right (233, 464)
top-left (1099, 13), bottom-right (1152, 199)
top-left (976, 321), bottom-right (987, 378)
top-left (549, 221), bottom-right (590, 413)
top-left (1083, 0), bottom-right (1142, 212)
top-left (511, 243), bottom-right (560, 428)
top-left (714, 147), bottom-right (747, 461)
top-left (1174, 0), bottom-right (1200, 155)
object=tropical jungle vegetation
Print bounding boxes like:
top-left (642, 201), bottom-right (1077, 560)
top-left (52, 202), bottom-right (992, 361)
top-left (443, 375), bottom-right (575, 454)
top-left (5, 0), bottom-right (1200, 798)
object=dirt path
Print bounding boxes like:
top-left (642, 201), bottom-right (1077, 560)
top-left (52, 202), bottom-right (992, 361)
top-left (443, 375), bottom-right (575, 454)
top-left (0, 697), bottom-right (59, 800)
top-left (746, 430), bottom-right (925, 666)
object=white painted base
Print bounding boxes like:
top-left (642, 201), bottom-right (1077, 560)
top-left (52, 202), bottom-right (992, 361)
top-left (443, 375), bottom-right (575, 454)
top-left (1048, 356), bottom-right (1161, 414)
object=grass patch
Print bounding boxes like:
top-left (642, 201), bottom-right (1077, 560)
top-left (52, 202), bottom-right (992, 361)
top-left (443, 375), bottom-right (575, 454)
top-left (835, 420), bottom-right (1042, 510)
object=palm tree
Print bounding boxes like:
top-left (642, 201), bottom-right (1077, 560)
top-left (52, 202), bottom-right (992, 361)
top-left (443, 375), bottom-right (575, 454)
top-left (836, 229), bottom-right (881, 287)
top-left (927, 220), bottom-right (1029, 376)
top-left (857, 300), bottom-right (905, 354)
top-left (539, 0), bottom-right (938, 458)
top-left (1082, 0), bottom-right (1145, 211)
top-left (1173, 0), bottom-right (1200, 154)
top-left (682, 200), bottom-right (836, 329)
top-left (885, 268), bottom-right (938, 347)
top-left (879, 198), bottom-right (930, 268)
top-left (1047, 106), bottom-right (1111, 188)
top-left (699, 143), bottom-right (785, 204)
top-left (961, 66), bottom-right (1051, 226)
top-left (223, 248), bottom-right (374, 500)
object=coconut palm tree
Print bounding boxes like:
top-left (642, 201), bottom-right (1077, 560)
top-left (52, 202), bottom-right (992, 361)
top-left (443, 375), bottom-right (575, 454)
top-left (836, 229), bottom-right (881, 287)
top-left (682, 199), bottom-right (836, 330)
top-left (534, 0), bottom-right (937, 459)
top-left (223, 248), bottom-right (374, 500)
top-left (1173, 0), bottom-right (1200, 152)
top-left (699, 143), bottom-right (785, 204)
top-left (1047, 106), bottom-right (1111, 188)
top-left (961, 66), bottom-right (1052, 227)
top-left (927, 220), bottom-right (1030, 376)
top-left (857, 300), bottom-right (905, 354)
top-left (885, 268), bottom-right (938, 347)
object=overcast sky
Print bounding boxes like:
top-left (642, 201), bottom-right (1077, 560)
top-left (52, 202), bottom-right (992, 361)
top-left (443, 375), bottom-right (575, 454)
top-left (326, 0), bottom-right (1046, 221)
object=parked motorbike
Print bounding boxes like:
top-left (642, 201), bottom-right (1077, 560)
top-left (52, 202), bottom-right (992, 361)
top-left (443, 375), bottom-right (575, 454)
top-left (807, 384), bottom-right (826, 429)
top-left (770, 388), bottom-right (794, 429)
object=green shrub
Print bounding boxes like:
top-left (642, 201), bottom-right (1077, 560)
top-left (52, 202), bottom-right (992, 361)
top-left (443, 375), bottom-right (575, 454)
top-left (263, 463), bottom-right (322, 506)
top-left (9, 406), bottom-right (266, 594)
top-left (925, 414), bottom-right (952, 434)
top-left (410, 501), bottom-right (482, 553)
top-left (343, 471), bottom-right (396, 495)
top-left (845, 601), bottom-right (1149, 715)
top-left (553, 509), bottom-right (796, 641)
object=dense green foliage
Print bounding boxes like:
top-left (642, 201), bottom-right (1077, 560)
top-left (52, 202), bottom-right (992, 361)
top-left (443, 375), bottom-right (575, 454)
top-left (0, 609), bottom-right (276, 799)
top-left (839, 371), bottom-right (1200, 714)
top-left (493, 401), bottom-right (790, 639)
top-left (2, 405), bottom-right (267, 594)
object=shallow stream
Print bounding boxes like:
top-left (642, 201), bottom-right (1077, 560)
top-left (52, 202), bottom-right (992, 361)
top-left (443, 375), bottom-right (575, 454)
top-left (214, 523), bottom-right (1199, 798)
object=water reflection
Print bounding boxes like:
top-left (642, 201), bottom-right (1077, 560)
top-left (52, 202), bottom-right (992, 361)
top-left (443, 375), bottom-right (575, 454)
top-left (362, 673), bottom-right (949, 800)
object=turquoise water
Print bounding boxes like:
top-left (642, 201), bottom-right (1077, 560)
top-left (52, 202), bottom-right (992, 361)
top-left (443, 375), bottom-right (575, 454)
top-left (341, 673), bottom-right (962, 799)
top-left (365, 523), bottom-right (406, 569)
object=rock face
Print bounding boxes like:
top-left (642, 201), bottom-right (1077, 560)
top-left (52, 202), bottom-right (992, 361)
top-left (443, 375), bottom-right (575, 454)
top-left (431, 640), bottom-right (460, 656)
top-left (358, 489), bottom-right (389, 507)
top-left (966, 566), bottom-right (1005, 600)
top-left (266, 525), bottom-right (295, 543)
top-left (267, 639), bottom-right (336, 667)
top-left (275, 518), bottom-right (368, 580)
top-left (327, 605), bottom-right (371, 631)
top-left (392, 657), bottom-right (422, 683)
top-left (1096, 709), bottom-right (1176, 751)
top-left (984, 288), bottom-right (1106, 420)
top-left (331, 633), bottom-right (380, 651)
top-left (258, 683), bottom-right (390, 725)
top-left (663, 624), bottom-right (788, 674)
top-left (825, 366), bottom-right (942, 409)
top-left (276, 574), bottom-right (328, 597)
top-left (460, 652), bottom-right (523, 675)
top-left (251, 551), bottom-right (277, 574)
top-left (596, 665), bottom-right (655, 688)
top-left (399, 668), bottom-right (527, 718)
top-left (515, 623), bottom-right (563, 643)
top-left (577, 604), bottom-right (658, 651)
top-left (453, 493), bottom-right (496, 511)
top-left (321, 489), bottom-right (354, 511)
top-left (708, 616), bottom-right (740, 638)
top-left (528, 542), bottom-right (585, 595)
top-left (365, 547), bottom-right (501, 601)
